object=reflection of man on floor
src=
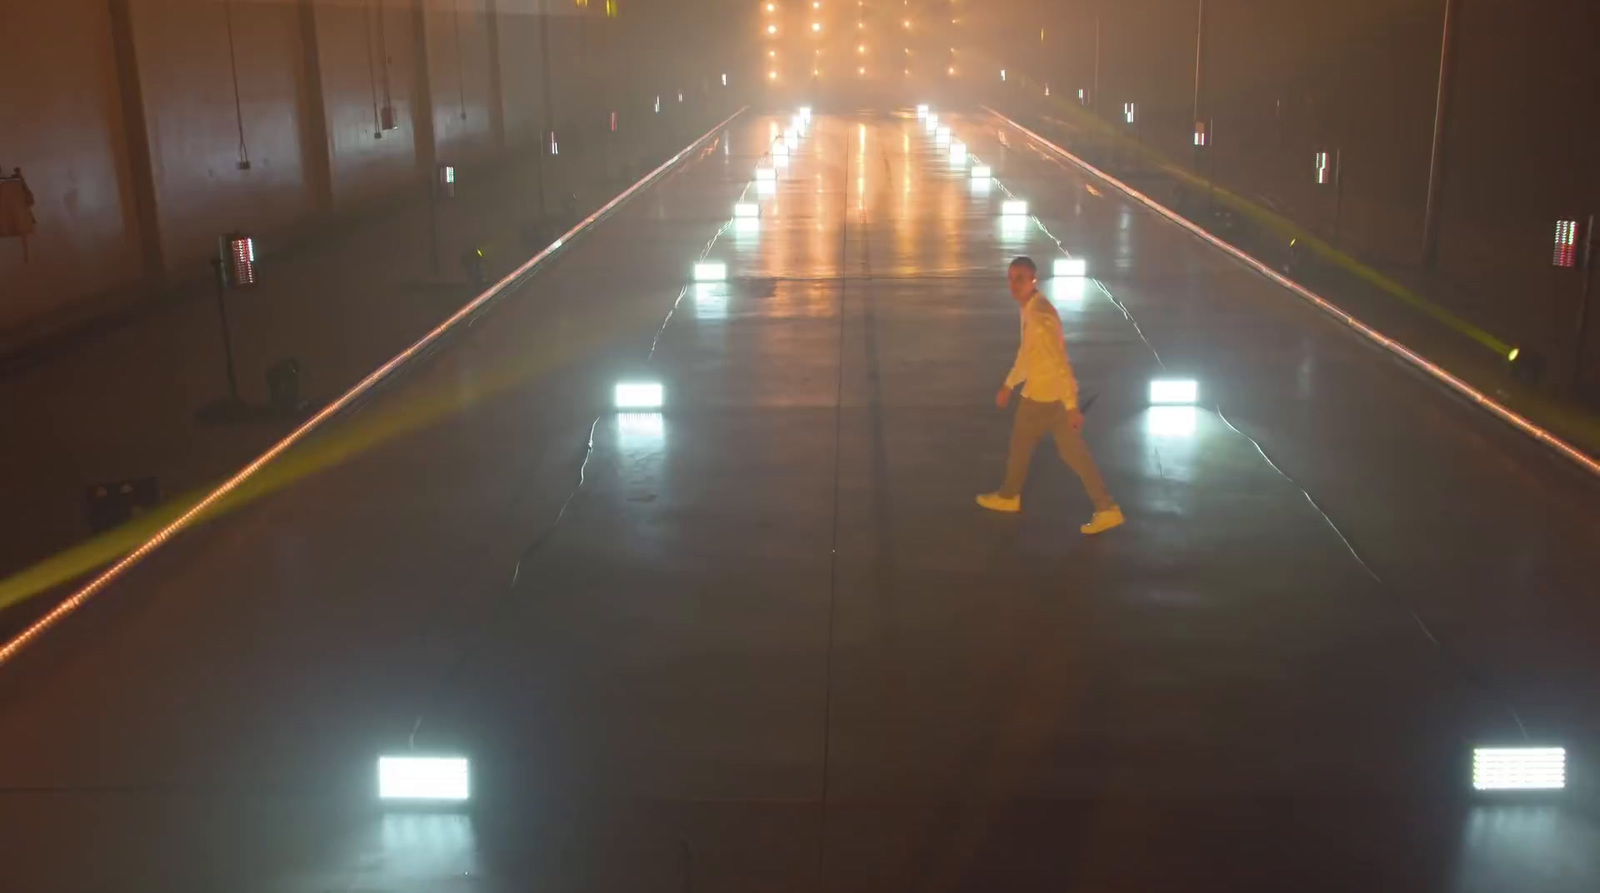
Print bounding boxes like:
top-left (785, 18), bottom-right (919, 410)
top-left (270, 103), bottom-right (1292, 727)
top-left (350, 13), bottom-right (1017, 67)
top-left (977, 256), bottom-right (1125, 535)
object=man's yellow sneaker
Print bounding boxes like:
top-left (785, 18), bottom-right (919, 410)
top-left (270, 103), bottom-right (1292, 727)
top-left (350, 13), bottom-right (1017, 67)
top-left (975, 492), bottom-right (1022, 513)
top-left (1080, 506), bottom-right (1125, 535)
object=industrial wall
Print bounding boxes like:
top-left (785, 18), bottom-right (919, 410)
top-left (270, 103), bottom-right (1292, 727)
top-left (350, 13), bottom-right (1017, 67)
top-left (976, 0), bottom-right (1600, 367)
top-left (0, 0), bottom-right (743, 340)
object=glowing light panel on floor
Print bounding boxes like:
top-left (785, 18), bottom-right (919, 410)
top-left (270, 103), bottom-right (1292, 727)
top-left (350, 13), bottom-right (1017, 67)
top-left (1149, 379), bottom-right (1199, 405)
top-left (1001, 214), bottom-right (1028, 242)
top-left (734, 217), bottom-right (761, 236)
top-left (971, 178), bottom-right (992, 196)
top-left (1146, 406), bottom-right (1197, 438)
top-left (971, 164), bottom-right (992, 180)
top-left (1053, 257), bottom-right (1088, 277)
top-left (378, 756), bottom-right (470, 802)
top-left (1474, 748), bottom-right (1566, 791)
top-left (693, 261), bottom-right (727, 281)
top-left (614, 382), bottom-right (665, 410)
top-left (1001, 199), bottom-right (1028, 216)
top-left (799, 106), bottom-right (813, 122)
top-left (949, 141), bottom-right (968, 164)
top-left (755, 166), bottom-right (777, 181)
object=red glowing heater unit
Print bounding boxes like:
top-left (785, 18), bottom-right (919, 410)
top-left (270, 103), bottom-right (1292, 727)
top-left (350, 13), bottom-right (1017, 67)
top-left (221, 232), bottom-right (256, 288)
top-left (1553, 219), bottom-right (1579, 268)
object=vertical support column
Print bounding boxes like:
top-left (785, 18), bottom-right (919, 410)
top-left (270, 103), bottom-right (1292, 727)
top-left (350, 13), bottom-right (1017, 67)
top-left (106, 0), bottom-right (166, 284)
top-left (535, 0), bottom-right (555, 219)
top-left (297, 0), bottom-right (335, 214)
top-left (412, 0), bottom-right (441, 276)
top-left (485, 0), bottom-right (507, 153)
top-left (1421, 0), bottom-right (1459, 270)
top-left (412, 0), bottom-right (438, 175)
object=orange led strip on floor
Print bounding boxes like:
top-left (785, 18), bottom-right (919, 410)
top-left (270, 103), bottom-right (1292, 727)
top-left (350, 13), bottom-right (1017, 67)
top-left (983, 106), bottom-right (1600, 480)
top-left (0, 107), bottom-right (750, 671)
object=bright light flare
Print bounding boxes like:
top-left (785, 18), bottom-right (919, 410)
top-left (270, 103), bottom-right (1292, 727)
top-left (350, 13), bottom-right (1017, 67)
top-left (1053, 257), bottom-right (1088, 277)
top-left (1474, 747), bottom-right (1565, 791)
top-left (799, 106), bottom-right (813, 121)
top-left (916, 103), bottom-right (930, 118)
top-left (378, 756), bottom-right (470, 802)
top-left (693, 261), bottom-right (727, 281)
top-left (1149, 379), bottom-right (1199, 405)
top-left (614, 381), bottom-right (665, 409)
top-left (1001, 199), bottom-right (1028, 216)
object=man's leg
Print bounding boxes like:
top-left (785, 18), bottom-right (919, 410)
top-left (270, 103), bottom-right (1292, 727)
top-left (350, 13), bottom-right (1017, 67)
top-left (998, 399), bottom-right (1052, 498)
top-left (1050, 409), bottom-right (1117, 512)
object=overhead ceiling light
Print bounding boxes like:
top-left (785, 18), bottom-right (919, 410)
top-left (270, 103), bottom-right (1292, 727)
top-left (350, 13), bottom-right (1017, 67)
top-left (378, 756), bottom-right (470, 802)
top-left (1149, 379), bottom-right (1199, 405)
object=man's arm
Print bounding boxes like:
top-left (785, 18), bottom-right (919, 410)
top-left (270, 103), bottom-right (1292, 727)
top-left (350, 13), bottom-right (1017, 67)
top-left (1003, 317), bottom-right (1028, 391)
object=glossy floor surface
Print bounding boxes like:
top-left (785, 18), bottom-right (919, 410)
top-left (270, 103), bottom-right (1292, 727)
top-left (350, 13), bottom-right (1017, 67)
top-left (2, 110), bottom-right (1598, 892)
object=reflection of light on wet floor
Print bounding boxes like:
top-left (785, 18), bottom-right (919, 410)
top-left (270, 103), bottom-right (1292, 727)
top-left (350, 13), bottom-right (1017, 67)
top-left (1043, 276), bottom-right (1088, 309)
top-left (970, 178), bottom-right (992, 197)
top-left (374, 814), bottom-right (479, 882)
top-left (1000, 214), bottom-right (1029, 243)
top-left (694, 283), bottom-right (728, 319)
top-left (1455, 805), bottom-right (1593, 884)
top-left (617, 412), bottom-right (665, 446)
top-left (1147, 405), bottom-right (1198, 438)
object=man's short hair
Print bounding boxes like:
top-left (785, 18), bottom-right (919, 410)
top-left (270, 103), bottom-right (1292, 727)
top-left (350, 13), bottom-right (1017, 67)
top-left (1010, 256), bottom-right (1037, 275)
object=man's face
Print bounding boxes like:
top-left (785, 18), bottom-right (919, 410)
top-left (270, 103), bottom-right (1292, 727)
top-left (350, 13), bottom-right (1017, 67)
top-left (1007, 264), bottom-right (1036, 305)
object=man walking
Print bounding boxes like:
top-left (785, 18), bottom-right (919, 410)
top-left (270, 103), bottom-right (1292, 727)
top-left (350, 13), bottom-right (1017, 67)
top-left (977, 256), bottom-right (1125, 535)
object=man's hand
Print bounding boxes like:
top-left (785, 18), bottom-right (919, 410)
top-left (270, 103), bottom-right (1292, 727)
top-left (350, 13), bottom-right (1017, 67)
top-left (1066, 408), bottom-right (1085, 431)
top-left (995, 386), bottom-right (1013, 409)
